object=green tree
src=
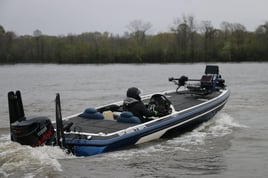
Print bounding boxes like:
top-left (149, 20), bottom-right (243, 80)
top-left (255, 22), bottom-right (268, 61)
top-left (200, 21), bottom-right (219, 61)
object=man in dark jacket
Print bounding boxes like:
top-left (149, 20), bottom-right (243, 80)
top-left (123, 87), bottom-right (157, 122)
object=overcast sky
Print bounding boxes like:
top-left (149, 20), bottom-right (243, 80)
top-left (1, 0), bottom-right (268, 36)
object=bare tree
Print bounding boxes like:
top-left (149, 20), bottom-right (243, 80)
top-left (220, 22), bottom-right (247, 61)
top-left (171, 15), bottom-right (197, 61)
top-left (200, 21), bottom-right (218, 61)
top-left (220, 21), bottom-right (233, 40)
top-left (33, 29), bottom-right (44, 62)
top-left (188, 15), bottom-right (196, 61)
top-left (256, 21), bottom-right (268, 34)
top-left (33, 29), bottom-right (42, 37)
top-left (127, 20), bottom-right (152, 45)
top-left (232, 23), bottom-right (246, 47)
top-left (255, 22), bottom-right (268, 58)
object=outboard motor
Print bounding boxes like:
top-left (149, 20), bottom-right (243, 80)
top-left (8, 91), bottom-right (55, 146)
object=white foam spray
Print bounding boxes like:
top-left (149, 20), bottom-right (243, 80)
top-left (0, 140), bottom-right (73, 177)
top-left (169, 113), bottom-right (247, 146)
top-left (104, 112), bottom-right (246, 160)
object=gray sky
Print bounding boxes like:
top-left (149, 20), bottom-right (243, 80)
top-left (1, 0), bottom-right (268, 36)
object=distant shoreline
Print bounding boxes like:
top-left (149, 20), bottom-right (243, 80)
top-left (1, 19), bottom-right (268, 64)
top-left (1, 61), bottom-right (267, 66)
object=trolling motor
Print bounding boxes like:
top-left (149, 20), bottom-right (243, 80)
top-left (8, 91), bottom-right (55, 146)
top-left (169, 65), bottom-right (226, 95)
top-left (169, 75), bottom-right (189, 91)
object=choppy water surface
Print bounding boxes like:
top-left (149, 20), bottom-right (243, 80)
top-left (0, 63), bottom-right (268, 178)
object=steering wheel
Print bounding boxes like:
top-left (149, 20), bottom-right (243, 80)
top-left (147, 94), bottom-right (172, 117)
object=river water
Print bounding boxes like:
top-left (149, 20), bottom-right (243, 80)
top-left (0, 63), bottom-right (267, 178)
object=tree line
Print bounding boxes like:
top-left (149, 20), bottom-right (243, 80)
top-left (1, 17), bottom-right (268, 64)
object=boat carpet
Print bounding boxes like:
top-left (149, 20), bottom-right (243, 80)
top-left (164, 91), bottom-right (220, 111)
top-left (63, 117), bottom-right (137, 134)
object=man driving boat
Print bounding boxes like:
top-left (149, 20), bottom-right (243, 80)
top-left (123, 87), bottom-right (158, 122)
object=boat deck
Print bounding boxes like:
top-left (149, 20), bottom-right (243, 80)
top-left (64, 116), bottom-right (137, 134)
top-left (62, 91), bottom-right (221, 135)
top-left (166, 91), bottom-right (220, 111)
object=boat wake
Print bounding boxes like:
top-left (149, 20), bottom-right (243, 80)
top-left (168, 112), bottom-right (248, 146)
top-left (101, 112), bottom-right (247, 160)
top-left (0, 138), bottom-right (73, 178)
top-left (0, 112), bottom-right (246, 177)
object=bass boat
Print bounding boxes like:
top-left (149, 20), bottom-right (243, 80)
top-left (8, 65), bottom-right (230, 156)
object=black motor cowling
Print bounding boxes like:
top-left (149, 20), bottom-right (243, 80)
top-left (8, 91), bottom-right (55, 146)
top-left (11, 116), bottom-right (55, 146)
